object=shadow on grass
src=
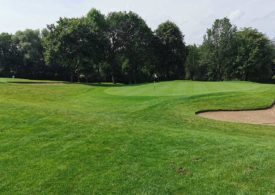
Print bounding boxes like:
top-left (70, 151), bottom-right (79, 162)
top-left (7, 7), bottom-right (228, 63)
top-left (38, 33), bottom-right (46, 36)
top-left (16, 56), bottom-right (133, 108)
top-left (83, 83), bottom-right (124, 88)
top-left (4, 79), bottom-right (155, 88)
top-left (84, 81), bottom-right (159, 88)
top-left (7, 81), bottom-right (67, 84)
top-left (5, 80), bottom-right (125, 87)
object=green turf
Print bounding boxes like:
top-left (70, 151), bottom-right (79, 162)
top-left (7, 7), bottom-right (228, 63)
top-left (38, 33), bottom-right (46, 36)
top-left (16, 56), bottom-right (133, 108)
top-left (0, 78), bottom-right (275, 194)
top-left (105, 80), bottom-right (274, 97)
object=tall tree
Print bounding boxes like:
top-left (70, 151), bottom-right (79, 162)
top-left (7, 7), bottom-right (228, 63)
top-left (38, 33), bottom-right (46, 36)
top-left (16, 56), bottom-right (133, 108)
top-left (85, 9), bottom-right (109, 82)
top-left (13, 29), bottom-right (45, 79)
top-left (44, 15), bottom-right (107, 82)
top-left (0, 33), bottom-right (20, 77)
top-left (185, 44), bottom-right (202, 80)
top-left (106, 11), bottom-right (154, 84)
top-left (235, 28), bottom-right (274, 81)
top-left (155, 21), bottom-right (186, 80)
top-left (202, 18), bottom-right (237, 80)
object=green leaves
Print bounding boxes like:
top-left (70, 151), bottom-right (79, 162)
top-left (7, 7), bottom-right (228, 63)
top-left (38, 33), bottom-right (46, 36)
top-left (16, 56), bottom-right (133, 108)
top-left (106, 11), bottom-right (155, 83)
top-left (155, 21), bottom-right (186, 80)
top-left (0, 30), bottom-right (45, 79)
top-left (0, 33), bottom-right (18, 76)
top-left (235, 28), bottom-right (273, 81)
top-left (1, 9), bottom-right (274, 83)
top-left (43, 11), bottom-right (109, 82)
top-left (197, 18), bottom-right (273, 82)
top-left (201, 18), bottom-right (237, 81)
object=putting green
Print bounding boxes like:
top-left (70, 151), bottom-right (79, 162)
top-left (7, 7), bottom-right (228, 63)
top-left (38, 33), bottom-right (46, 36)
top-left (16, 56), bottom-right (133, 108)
top-left (105, 80), bottom-right (268, 96)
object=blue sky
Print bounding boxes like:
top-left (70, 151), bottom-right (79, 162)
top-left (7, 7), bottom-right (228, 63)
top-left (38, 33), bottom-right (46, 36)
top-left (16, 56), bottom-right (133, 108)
top-left (0, 0), bottom-right (274, 44)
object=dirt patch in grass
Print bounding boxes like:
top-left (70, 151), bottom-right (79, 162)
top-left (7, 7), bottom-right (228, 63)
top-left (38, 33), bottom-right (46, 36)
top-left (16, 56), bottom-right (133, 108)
top-left (197, 104), bottom-right (275, 125)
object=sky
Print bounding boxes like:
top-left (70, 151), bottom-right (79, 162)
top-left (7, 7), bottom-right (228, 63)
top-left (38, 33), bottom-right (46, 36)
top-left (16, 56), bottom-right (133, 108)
top-left (0, 0), bottom-right (274, 44)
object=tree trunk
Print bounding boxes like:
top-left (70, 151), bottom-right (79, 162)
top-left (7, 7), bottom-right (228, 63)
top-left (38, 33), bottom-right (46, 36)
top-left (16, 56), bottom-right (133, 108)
top-left (133, 69), bottom-right (137, 84)
top-left (97, 65), bottom-right (100, 83)
top-left (112, 75), bottom-right (116, 84)
top-left (70, 72), bottom-right (74, 83)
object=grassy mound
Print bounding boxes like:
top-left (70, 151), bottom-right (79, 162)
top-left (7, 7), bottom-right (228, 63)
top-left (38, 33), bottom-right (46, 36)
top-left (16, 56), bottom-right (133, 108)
top-left (0, 79), bottom-right (275, 194)
top-left (105, 80), bottom-right (269, 96)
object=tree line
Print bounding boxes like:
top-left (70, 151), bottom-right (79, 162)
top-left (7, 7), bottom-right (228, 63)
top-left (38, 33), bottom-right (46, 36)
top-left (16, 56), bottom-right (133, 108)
top-left (0, 9), bottom-right (274, 83)
top-left (186, 18), bottom-right (275, 82)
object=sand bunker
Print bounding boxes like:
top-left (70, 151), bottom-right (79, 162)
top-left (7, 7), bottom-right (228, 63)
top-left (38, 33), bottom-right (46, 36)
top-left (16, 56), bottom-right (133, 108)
top-left (197, 104), bottom-right (275, 125)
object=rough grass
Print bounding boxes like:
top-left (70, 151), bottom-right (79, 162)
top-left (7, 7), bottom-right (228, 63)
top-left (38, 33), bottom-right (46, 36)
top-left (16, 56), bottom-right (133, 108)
top-left (0, 78), bottom-right (275, 194)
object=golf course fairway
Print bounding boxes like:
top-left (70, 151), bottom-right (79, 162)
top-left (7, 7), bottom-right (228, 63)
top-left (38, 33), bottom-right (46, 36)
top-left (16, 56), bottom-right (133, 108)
top-left (0, 79), bottom-right (275, 194)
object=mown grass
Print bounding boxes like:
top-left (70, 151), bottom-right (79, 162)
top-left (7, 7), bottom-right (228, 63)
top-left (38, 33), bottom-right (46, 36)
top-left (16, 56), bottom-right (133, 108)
top-left (0, 78), bottom-right (275, 194)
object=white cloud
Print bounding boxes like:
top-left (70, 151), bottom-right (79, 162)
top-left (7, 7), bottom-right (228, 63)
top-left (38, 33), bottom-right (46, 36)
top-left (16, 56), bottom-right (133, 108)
top-left (228, 10), bottom-right (245, 21)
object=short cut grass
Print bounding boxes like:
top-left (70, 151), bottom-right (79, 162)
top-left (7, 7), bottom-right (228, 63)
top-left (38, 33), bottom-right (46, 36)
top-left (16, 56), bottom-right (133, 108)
top-left (0, 78), bottom-right (275, 194)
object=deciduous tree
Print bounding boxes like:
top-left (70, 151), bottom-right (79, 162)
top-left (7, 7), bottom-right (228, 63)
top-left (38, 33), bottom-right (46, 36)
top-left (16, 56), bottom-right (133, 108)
top-left (155, 21), bottom-right (186, 80)
top-left (201, 18), bottom-right (237, 80)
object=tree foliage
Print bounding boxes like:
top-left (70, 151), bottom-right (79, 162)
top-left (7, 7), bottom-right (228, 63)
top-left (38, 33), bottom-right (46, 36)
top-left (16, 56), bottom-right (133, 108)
top-left (235, 28), bottom-right (273, 81)
top-left (44, 12), bottom-right (108, 82)
top-left (106, 11), bottom-right (154, 83)
top-left (184, 18), bottom-right (274, 82)
top-left (155, 21), bottom-right (186, 80)
top-left (0, 10), bottom-right (274, 83)
top-left (14, 29), bottom-right (45, 79)
top-left (0, 33), bottom-right (19, 76)
top-left (201, 18), bottom-right (237, 80)
top-left (185, 45), bottom-right (204, 80)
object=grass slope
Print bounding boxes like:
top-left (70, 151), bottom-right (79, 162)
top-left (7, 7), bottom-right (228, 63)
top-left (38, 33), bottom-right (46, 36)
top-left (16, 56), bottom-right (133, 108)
top-left (0, 79), bottom-right (275, 194)
top-left (105, 80), bottom-right (269, 96)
